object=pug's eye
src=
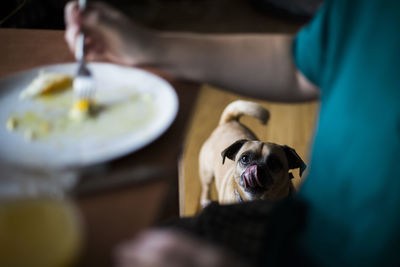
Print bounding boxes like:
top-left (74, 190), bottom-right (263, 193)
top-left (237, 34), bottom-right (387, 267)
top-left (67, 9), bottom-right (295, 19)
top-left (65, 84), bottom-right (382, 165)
top-left (240, 154), bottom-right (251, 165)
top-left (267, 155), bottom-right (282, 172)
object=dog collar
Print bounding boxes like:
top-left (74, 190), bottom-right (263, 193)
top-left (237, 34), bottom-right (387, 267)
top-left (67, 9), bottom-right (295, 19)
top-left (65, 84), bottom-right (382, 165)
top-left (234, 188), bottom-right (244, 202)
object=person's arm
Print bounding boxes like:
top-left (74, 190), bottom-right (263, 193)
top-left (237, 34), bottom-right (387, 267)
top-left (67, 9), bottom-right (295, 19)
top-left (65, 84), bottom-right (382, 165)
top-left (154, 33), bottom-right (318, 102)
top-left (115, 230), bottom-right (250, 267)
top-left (65, 1), bottom-right (319, 102)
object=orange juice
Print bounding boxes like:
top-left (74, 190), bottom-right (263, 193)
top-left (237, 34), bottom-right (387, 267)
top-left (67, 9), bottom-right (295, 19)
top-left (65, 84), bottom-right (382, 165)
top-left (0, 198), bottom-right (82, 267)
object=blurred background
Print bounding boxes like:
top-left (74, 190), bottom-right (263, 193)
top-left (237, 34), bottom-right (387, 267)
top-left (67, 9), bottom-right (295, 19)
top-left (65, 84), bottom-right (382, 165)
top-left (1, 0), bottom-right (323, 216)
top-left (1, 0), bottom-right (321, 32)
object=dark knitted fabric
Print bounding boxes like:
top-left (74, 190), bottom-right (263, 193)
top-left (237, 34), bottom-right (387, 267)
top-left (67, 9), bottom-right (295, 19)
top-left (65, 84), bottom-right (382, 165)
top-left (162, 198), bottom-right (313, 266)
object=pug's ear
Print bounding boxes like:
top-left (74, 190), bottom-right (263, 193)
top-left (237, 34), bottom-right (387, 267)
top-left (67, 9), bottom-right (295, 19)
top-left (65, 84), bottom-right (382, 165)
top-left (283, 145), bottom-right (307, 177)
top-left (221, 139), bottom-right (248, 164)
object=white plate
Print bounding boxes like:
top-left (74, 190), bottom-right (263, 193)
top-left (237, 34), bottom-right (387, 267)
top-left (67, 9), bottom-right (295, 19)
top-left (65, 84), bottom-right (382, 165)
top-left (0, 63), bottom-right (178, 170)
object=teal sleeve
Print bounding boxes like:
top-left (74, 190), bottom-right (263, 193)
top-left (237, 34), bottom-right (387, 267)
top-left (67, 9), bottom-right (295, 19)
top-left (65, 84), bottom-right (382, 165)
top-left (292, 0), bottom-right (331, 87)
top-left (293, 0), bottom-right (400, 265)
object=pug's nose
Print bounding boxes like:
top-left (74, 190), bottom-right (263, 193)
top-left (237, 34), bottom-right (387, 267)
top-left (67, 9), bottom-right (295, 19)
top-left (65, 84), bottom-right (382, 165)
top-left (256, 166), bottom-right (271, 188)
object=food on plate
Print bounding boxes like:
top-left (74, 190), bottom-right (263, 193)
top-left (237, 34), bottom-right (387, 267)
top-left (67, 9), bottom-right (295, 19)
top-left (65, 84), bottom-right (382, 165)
top-left (5, 112), bottom-right (53, 142)
top-left (19, 70), bottom-right (95, 121)
top-left (19, 71), bottom-right (72, 99)
top-left (6, 117), bottom-right (17, 131)
top-left (69, 98), bottom-right (93, 121)
top-left (5, 72), bottom-right (157, 143)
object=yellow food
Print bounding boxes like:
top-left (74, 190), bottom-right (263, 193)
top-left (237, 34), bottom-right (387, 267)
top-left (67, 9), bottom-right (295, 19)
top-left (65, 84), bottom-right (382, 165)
top-left (73, 99), bottom-right (90, 112)
top-left (69, 99), bottom-right (92, 121)
top-left (5, 112), bottom-right (54, 142)
top-left (20, 72), bottom-right (72, 99)
top-left (6, 117), bottom-right (17, 131)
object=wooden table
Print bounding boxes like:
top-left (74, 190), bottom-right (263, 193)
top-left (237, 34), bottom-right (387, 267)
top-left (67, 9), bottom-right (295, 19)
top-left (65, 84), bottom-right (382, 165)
top-left (0, 28), bottom-right (200, 267)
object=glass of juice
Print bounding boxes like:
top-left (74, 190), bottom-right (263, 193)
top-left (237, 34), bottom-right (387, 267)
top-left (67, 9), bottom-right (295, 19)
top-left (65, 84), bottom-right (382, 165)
top-left (0, 165), bottom-right (83, 267)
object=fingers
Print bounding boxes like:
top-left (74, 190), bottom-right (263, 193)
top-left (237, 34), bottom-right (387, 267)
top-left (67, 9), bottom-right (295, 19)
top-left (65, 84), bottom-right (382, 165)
top-left (85, 2), bottom-right (123, 23)
top-left (113, 230), bottom-right (248, 267)
top-left (114, 230), bottom-right (197, 267)
top-left (64, 1), bottom-right (139, 64)
top-left (64, 1), bottom-right (81, 55)
top-left (64, 1), bottom-right (107, 61)
top-left (85, 35), bottom-right (106, 61)
top-left (64, 1), bottom-right (80, 28)
top-left (64, 1), bottom-right (105, 32)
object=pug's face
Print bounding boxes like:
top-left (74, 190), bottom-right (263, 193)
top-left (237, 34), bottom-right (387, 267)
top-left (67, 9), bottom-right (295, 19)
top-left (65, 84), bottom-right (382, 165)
top-left (222, 140), bottom-right (306, 199)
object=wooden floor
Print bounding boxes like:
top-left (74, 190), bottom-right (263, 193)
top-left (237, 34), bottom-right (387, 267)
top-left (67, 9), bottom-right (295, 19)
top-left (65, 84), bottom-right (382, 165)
top-left (180, 85), bottom-right (319, 216)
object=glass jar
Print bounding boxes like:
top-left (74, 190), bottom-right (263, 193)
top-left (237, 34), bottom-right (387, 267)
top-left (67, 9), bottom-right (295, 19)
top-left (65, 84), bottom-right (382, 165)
top-left (0, 162), bottom-right (83, 267)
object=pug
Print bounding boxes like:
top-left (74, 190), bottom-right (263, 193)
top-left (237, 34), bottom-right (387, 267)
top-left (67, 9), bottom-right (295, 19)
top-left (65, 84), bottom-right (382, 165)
top-left (199, 100), bottom-right (306, 207)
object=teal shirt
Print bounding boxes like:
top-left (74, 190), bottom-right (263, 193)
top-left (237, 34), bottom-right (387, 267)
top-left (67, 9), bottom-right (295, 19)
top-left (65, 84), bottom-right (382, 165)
top-left (293, 0), bottom-right (400, 265)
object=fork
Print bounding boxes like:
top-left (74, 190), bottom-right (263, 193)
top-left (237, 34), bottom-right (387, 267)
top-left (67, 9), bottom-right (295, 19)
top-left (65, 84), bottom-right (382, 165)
top-left (73, 0), bottom-right (95, 106)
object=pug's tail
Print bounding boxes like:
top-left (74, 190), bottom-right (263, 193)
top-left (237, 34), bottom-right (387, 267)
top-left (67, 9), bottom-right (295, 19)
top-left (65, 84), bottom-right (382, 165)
top-left (219, 100), bottom-right (270, 126)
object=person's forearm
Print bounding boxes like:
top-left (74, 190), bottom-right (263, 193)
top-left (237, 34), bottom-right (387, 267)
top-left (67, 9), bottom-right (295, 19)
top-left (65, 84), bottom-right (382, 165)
top-left (64, 2), bottom-right (317, 102)
top-left (147, 33), bottom-right (317, 102)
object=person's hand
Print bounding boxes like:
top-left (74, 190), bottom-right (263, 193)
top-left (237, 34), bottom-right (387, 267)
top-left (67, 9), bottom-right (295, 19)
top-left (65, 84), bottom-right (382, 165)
top-left (64, 1), bottom-right (157, 65)
top-left (114, 229), bottom-right (249, 267)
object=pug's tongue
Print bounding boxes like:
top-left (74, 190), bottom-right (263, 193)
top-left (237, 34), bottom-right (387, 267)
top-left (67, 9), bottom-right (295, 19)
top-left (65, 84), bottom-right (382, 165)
top-left (242, 165), bottom-right (262, 188)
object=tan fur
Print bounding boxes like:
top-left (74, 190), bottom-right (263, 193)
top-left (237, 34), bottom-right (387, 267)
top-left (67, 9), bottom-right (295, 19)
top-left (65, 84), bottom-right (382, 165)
top-left (218, 100), bottom-right (270, 125)
top-left (199, 100), bottom-right (295, 207)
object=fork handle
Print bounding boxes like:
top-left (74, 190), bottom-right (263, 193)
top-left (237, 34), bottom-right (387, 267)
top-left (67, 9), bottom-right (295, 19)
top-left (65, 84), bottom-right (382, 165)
top-left (75, 33), bottom-right (85, 61)
top-left (75, 0), bottom-right (87, 61)
top-left (79, 0), bottom-right (87, 10)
